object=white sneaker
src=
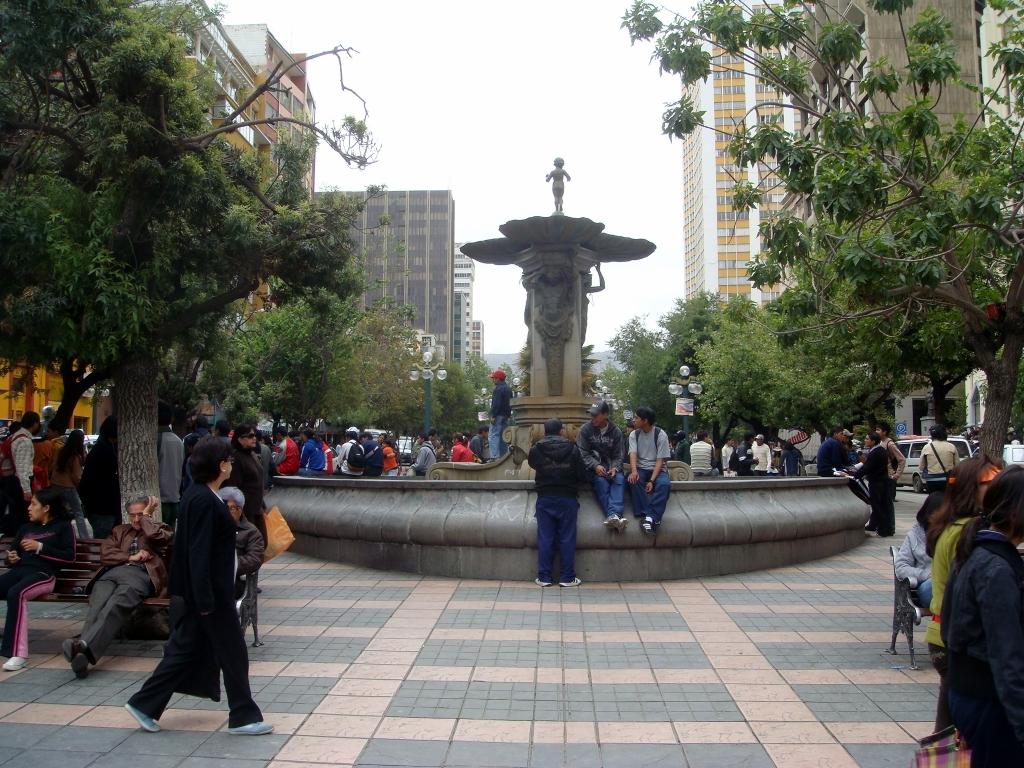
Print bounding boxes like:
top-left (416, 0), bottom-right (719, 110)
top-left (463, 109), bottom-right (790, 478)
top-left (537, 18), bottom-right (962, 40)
top-left (616, 516), bottom-right (629, 531)
top-left (559, 577), bottom-right (583, 587)
top-left (2, 657), bottom-right (27, 672)
top-left (535, 578), bottom-right (553, 587)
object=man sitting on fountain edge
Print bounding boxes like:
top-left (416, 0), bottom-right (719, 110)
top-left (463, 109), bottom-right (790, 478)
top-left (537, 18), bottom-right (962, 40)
top-left (576, 402), bottom-right (627, 532)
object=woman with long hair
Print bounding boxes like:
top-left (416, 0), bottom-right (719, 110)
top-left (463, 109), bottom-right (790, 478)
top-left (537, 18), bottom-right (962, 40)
top-left (0, 487), bottom-right (76, 670)
top-left (125, 437), bottom-right (271, 735)
top-left (925, 454), bottom-right (1003, 731)
top-left (50, 429), bottom-right (91, 538)
top-left (450, 433), bottom-right (475, 463)
top-left (943, 465), bottom-right (1024, 765)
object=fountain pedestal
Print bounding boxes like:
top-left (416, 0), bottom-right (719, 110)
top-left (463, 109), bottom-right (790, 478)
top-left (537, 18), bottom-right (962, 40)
top-left (443, 215), bottom-right (655, 474)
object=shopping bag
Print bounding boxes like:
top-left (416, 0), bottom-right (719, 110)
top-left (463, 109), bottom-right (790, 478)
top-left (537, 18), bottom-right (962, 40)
top-left (914, 725), bottom-right (971, 767)
top-left (262, 505), bottom-right (295, 562)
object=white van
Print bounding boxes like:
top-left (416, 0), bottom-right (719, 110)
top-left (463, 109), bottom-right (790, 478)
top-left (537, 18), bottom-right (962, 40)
top-left (896, 436), bottom-right (974, 493)
top-left (1003, 443), bottom-right (1024, 467)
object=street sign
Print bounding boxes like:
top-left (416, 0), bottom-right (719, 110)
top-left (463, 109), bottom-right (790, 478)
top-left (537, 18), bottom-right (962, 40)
top-left (895, 422), bottom-right (908, 435)
top-left (675, 397), bottom-right (694, 417)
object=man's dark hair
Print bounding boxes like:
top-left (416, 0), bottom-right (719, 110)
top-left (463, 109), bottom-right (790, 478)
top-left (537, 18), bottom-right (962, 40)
top-left (930, 424), bottom-right (949, 441)
top-left (876, 421), bottom-right (892, 435)
top-left (592, 401), bottom-right (610, 415)
top-left (302, 428), bottom-right (315, 439)
top-left (633, 406), bottom-right (655, 425)
top-left (20, 411), bottom-right (40, 430)
top-left (865, 431), bottom-right (881, 445)
top-left (189, 436), bottom-right (232, 484)
top-left (544, 418), bottom-right (563, 436)
top-left (157, 402), bottom-right (174, 426)
top-left (273, 425), bottom-right (287, 438)
top-left (360, 432), bottom-right (372, 440)
top-left (830, 425), bottom-right (845, 436)
top-left (195, 415), bottom-right (210, 430)
top-left (214, 419), bottom-right (231, 437)
top-left (46, 416), bottom-right (67, 435)
top-left (477, 426), bottom-right (488, 435)
top-left (744, 432), bottom-right (755, 441)
top-left (418, 432), bottom-right (429, 440)
top-left (427, 428), bottom-right (438, 438)
top-left (696, 430), bottom-right (708, 441)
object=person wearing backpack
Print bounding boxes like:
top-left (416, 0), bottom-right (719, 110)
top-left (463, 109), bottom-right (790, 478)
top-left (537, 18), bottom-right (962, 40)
top-left (361, 433), bottom-right (384, 477)
top-left (627, 407), bottom-right (672, 535)
top-left (1, 412), bottom-right (42, 537)
top-left (338, 427), bottom-right (365, 476)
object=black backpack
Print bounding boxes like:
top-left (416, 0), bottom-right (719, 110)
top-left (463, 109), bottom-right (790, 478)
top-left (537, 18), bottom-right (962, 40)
top-left (346, 441), bottom-right (366, 469)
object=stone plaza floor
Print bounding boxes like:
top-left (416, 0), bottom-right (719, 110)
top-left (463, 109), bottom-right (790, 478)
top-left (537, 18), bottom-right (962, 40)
top-left (0, 490), bottom-right (937, 767)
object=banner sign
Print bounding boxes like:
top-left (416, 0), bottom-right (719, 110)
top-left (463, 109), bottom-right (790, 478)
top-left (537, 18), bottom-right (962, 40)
top-left (675, 397), bottom-right (694, 417)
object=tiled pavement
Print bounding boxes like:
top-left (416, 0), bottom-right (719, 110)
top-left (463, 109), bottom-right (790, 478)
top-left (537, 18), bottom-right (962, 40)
top-left (0, 491), bottom-right (936, 767)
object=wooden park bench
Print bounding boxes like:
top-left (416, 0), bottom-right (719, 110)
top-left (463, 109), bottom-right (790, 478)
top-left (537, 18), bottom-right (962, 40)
top-left (884, 545), bottom-right (922, 670)
top-left (1, 537), bottom-right (262, 646)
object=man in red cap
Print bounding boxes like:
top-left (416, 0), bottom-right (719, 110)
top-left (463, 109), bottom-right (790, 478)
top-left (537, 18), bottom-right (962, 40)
top-left (488, 370), bottom-right (512, 459)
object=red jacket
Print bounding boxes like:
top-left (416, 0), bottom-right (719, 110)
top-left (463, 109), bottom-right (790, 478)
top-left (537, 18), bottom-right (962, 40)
top-left (276, 437), bottom-right (300, 475)
top-left (451, 443), bottom-right (475, 463)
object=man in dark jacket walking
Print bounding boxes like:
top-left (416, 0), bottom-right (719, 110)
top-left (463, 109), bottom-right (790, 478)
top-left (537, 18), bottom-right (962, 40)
top-left (528, 419), bottom-right (588, 588)
top-left (488, 370), bottom-right (512, 459)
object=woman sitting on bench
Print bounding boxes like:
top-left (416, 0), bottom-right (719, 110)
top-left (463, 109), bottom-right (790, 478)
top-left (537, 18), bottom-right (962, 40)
top-left (895, 493), bottom-right (942, 611)
top-left (1, 487), bottom-right (75, 671)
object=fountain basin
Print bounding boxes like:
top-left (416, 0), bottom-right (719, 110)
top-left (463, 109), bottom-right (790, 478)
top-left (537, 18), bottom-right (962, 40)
top-left (268, 476), bottom-right (866, 581)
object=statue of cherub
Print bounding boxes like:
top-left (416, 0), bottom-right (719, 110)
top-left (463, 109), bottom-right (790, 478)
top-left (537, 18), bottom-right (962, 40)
top-left (545, 157), bottom-right (571, 213)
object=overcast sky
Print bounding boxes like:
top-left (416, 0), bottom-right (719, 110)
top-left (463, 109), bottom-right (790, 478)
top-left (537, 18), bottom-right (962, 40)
top-left (222, 0), bottom-right (688, 354)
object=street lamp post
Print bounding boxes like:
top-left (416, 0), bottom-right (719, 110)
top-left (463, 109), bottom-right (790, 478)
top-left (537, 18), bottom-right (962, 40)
top-left (409, 346), bottom-right (447, 434)
top-left (667, 365), bottom-right (704, 436)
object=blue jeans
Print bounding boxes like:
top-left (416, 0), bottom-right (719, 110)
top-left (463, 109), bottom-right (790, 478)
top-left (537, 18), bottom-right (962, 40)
top-left (629, 468), bottom-right (671, 524)
top-left (298, 468), bottom-right (323, 477)
top-left (489, 416), bottom-right (508, 459)
top-left (591, 472), bottom-right (624, 518)
top-left (535, 496), bottom-right (578, 583)
top-left (949, 689), bottom-right (1024, 767)
top-left (917, 578), bottom-right (933, 609)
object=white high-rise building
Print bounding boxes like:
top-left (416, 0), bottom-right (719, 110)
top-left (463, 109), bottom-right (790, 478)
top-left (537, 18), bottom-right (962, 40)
top-left (452, 244), bottom-right (475, 363)
top-left (682, 49), bottom-right (794, 303)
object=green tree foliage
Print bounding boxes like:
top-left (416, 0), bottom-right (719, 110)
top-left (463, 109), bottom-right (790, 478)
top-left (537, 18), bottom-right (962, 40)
top-left (0, 0), bottom-right (376, 501)
top-left (623, 0), bottom-right (1024, 454)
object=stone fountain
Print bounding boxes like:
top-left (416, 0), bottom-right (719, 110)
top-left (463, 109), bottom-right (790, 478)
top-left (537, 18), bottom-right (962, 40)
top-left (268, 160), bottom-right (869, 580)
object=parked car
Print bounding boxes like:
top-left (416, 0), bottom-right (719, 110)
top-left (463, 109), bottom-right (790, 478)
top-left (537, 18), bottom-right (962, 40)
top-left (397, 436), bottom-right (414, 465)
top-left (1003, 443), bottom-right (1024, 468)
top-left (896, 435), bottom-right (974, 493)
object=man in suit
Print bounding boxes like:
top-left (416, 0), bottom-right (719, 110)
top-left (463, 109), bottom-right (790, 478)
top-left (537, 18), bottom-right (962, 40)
top-left (849, 432), bottom-right (894, 537)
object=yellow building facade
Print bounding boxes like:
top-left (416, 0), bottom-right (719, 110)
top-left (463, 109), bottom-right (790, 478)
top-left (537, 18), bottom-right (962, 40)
top-left (0, 364), bottom-right (94, 432)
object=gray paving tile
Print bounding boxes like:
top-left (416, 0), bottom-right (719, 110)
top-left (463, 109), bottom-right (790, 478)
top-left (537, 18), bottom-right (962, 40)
top-left (112, 730), bottom-right (213, 756)
top-left (0, 748), bottom-right (21, 766)
top-left (191, 733), bottom-right (289, 760)
top-left (176, 758), bottom-right (268, 768)
top-left (601, 743), bottom-right (687, 768)
top-left (6, 750), bottom-right (100, 768)
top-left (0, 723), bottom-right (61, 749)
top-left (445, 741), bottom-right (530, 766)
top-left (562, 743), bottom-right (602, 768)
top-left (682, 743), bottom-right (774, 768)
top-left (846, 743), bottom-right (918, 768)
top-left (356, 739), bottom-right (450, 766)
top-left (35, 725), bottom-right (134, 752)
top-left (82, 755), bottom-right (184, 768)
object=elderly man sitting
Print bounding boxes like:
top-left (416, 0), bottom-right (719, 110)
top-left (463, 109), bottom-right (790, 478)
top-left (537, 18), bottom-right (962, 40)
top-left (62, 496), bottom-right (172, 678)
top-left (218, 486), bottom-right (264, 601)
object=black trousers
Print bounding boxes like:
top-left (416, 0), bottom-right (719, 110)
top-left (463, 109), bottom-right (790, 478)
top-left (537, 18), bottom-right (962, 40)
top-left (0, 477), bottom-right (28, 537)
top-left (868, 479), bottom-right (894, 537)
top-left (128, 605), bottom-right (262, 728)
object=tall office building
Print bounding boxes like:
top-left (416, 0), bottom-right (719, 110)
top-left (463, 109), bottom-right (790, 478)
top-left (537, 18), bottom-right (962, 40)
top-left (470, 320), bottom-right (485, 359)
top-left (681, 50), bottom-right (794, 302)
top-left (452, 245), bottom-right (475, 364)
top-left (349, 190), bottom-right (455, 351)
